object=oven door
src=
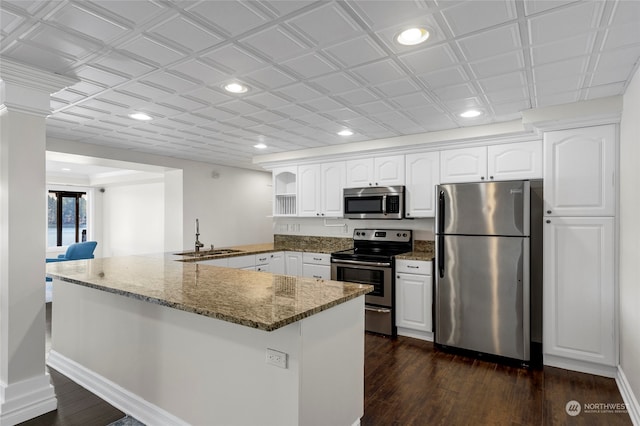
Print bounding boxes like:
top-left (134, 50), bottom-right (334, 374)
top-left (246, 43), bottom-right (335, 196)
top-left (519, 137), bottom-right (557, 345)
top-left (330, 259), bottom-right (392, 307)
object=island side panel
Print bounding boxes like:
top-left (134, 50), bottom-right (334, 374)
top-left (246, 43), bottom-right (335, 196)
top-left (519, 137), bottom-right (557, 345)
top-left (299, 296), bottom-right (365, 426)
top-left (50, 280), bottom-right (302, 426)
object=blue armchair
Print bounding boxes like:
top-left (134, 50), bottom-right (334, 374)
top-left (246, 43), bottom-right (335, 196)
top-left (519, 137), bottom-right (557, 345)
top-left (46, 241), bottom-right (97, 263)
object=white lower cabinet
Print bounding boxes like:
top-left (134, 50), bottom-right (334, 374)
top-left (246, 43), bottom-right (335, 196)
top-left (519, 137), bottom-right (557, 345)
top-left (395, 259), bottom-right (433, 340)
top-left (302, 252), bottom-right (331, 279)
top-left (543, 216), bottom-right (616, 374)
top-left (285, 251), bottom-right (303, 276)
top-left (265, 251), bottom-right (285, 274)
top-left (227, 254), bottom-right (257, 270)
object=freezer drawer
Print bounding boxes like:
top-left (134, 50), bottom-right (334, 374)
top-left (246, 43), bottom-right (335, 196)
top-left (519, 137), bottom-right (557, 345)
top-left (435, 234), bottom-right (530, 361)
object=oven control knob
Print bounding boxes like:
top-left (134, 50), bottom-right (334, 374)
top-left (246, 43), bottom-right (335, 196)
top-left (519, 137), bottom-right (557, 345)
top-left (396, 232), bottom-right (401, 237)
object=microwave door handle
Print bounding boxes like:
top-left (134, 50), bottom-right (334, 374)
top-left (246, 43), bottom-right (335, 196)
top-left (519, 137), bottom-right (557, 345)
top-left (382, 195), bottom-right (387, 215)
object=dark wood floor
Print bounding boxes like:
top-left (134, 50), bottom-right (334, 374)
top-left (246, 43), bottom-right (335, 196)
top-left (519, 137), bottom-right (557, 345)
top-left (21, 304), bottom-right (632, 426)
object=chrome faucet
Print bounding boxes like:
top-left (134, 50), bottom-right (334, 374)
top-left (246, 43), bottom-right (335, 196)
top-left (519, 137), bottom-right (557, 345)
top-left (195, 218), bottom-right (204, 253)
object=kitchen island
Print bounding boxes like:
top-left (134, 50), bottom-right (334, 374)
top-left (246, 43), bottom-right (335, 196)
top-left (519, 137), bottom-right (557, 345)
top-left (46, 255), bottom-right (372, 426)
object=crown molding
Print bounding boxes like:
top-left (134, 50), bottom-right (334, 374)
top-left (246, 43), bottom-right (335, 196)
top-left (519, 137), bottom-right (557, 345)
top-left (0, 58), bottom-right (78, 94)
top-left (521, 96), bottom-right (623, 132)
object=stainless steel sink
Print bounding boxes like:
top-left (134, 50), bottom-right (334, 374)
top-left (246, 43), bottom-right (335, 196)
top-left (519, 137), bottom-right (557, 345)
top-left (174, 249), bottom-right (242, 257)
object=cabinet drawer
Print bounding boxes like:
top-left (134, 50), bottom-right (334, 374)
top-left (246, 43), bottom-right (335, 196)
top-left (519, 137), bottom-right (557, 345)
top-left (255, 254), bottom-right (270, 265)
top-left (395, 259), bottom-right (432, 275)
top-left (302, 252), bottom-right (330, 265)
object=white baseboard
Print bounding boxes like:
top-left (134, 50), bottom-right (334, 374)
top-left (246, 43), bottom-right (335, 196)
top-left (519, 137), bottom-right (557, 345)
top-left (543, 354), bottom-right (617, 378)
top-left (397, 328), bottom-right (434, 342)
top-left (617, 366), bottom-right (640, 426)
top-left (0, 373), bottom-right (57, 426)
top-left (47, 351), bottom-right (188, 426)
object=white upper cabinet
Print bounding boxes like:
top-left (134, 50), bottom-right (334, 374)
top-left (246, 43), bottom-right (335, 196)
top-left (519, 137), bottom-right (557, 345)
top-left (441, 141), bottom-right (542, 183)
top-left (272, 166), bottom-right (297, 216)
top-left (346, 155), bottom-right (405, 187)
top-left (487, 141), bottom-right (543, 181)
top-left (405, 152), bottom-right (439, 218)
top-left (298, 162), bottom-right (345, 217)
top-left (439, 146), bottom-right (488, 183)
top-left (543, 125), bottom-right (616, 216)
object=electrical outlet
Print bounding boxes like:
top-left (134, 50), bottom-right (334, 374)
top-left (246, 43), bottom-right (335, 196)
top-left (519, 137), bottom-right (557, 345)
top-left (266, 348), bottom-right (287, 369)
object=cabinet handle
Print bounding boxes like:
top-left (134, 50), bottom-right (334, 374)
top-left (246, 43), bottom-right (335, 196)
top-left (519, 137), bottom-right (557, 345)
top-left (313, 257), bottom-right (322, 261)
top-left (546, 220), bottom-right (551, 224)
top-left (375, 182), bottom-right (378, 186)
top-left (407, 265), bottom-right (419, 269)
top-left (546, 210), bottom-right (552, 214)
top-left (480, 176), bottom-right (485, 180)
top-left (489, 176), bottom-right (494, 180)
top-left (313, 275), bottom-right (322, 279)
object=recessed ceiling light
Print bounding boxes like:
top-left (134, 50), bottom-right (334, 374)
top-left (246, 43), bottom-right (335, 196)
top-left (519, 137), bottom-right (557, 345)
top-left (460, 109), bottom-right (483, 118)
top-left (338, 129), bottom-right (354, 136)
top-left (223, 82), bottom-right (249, 94)
top-left (254, 143), bottom-right (267, 149)
top-left (128, 112), bottom-right (152, 121)
top-left (396, 27), bottom-right (430, 46)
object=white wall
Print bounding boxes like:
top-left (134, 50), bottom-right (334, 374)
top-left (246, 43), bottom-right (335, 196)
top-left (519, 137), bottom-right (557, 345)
top-left (102, 182), bottom-right (164, 256)
top-left (619, 67), bottom-right (640, 406)
top-left (47, 139), bottom-right (273, 252)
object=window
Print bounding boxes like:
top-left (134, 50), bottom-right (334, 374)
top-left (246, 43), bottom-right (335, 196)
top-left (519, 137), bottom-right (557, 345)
top-left (47, 191), bottom-right (87, 247)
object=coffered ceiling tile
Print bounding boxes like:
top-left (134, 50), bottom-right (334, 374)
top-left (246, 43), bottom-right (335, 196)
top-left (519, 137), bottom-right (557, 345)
top-left (272, 103), bottom-right (314, 118)
top-left (217, 100), bottom-right (263, 115)
top-left (388, 92), bottom-right (433, 109)
top-left (491, 98), bottom-right (530, 116)
top-left (592, 46), bottom-right (640, 85)
top-left (137, 103), bottom-right (184, 117)
top-left (275, 83), bottom-right (323, 102)
top-left (372, 111), bottom-right (422, 133)
top-left (433, 82), bottom-right (477, 101)
top-left (603, 20), bottom-right (640, 51)
top-left (148, 15), bottom-right (223, 53)
top-left (321, 107), bottom-right (362, 121)
top-left (300, 96), bottom-right (346, 113)
top-left (94, 52), bottom-right (156, 78)
top-left (287, 2), bottom-right (361, 46)
top-left (80, 99), bottom-right (129, 114)
top-left (398, 44), bottom-right (458, 75)
top-left (418, 66), bottom-right (470, 89)
top-left (0, 7), bottom-right (26, 34)
top-left (199, 121), bottom-right (238, 134)
top-left (67, 80), bottom-right (107, 96)
top-left (372, 78), bottom-right (421, 98)
top-left (170, 59), bottom-right (229, 85)
top-left (479, 71), bottom-right (528, 92)
top-left (48, 3), bottom-right (129, 43)
top-left (183, 87), bottom-right (232, 105)
top-left (52, 89), bottom-right (88, 104)
top-left (347, 0), bottom-right (430, 30)
top-left (194, 106), bottom-right (236, 122)
top-left (440, 0), bottom-right (517, 37)
top-left (95, 90), bottom-right (147, 108)
top-left (335, 88), bottom-right (380, 106)
top-left (88, 0), bottom-right (166, 26)
top-left (522, 0), bottom-right (575, 16)
top-left (281, 52), bottom-right (337, 79)
top-left (160, 96), bottom-right (208, 113)
top-left (322, 36), bottom-right (387, 68)
top-left (535, 76), bottom-right (582, 96)
top-left (351, 59), bottom-right (406, 85)
top-left (535, 90), bottom-right (579, 107)
top-left (119, 35), bottom-right (185, 66)
top-left (57, 109), bottom-right (97, 121)
top-left (240, 25), bottom-right (308, 62)
top-left (50, 99), bottom-right (68, 110)
top-left (584, 82), bottom-right (626, 99)
top-left (201, 44), bottom-right (266, 74)
top-left (533, 57), bottom-right (588, 82)
top-left (244, 66), bottom-right (297, 89)
top-left (485, 86), bottom-right (529, 104)
top-left (528, 1), bottom-right (604, 45)
top-left (469, 51), bottom-right (525, 79)
top-left (258, 1), bottom-right (315, 17)
top-left (174, 113), bottom-right (215, 127)
top-left (25, 24), bottom-right (102, 58)
top-left (141, 72), bottom-right (200, 93)
top-left (457, 24), bottom-right (521, 62)
top-left (220, 116), bottom-right (261, 128)
top-left (309, 73), bottom-right (361, 94)
top-left (442, 96), bottom-right (485, 113)
top-left (119, 81), bottom-right (173, 100)
top-left (75, 65), bottom-right (130, 86)
top-left (187, 1), bottom-right (270, 37)
top-left (244, 91), bottom-right (290, 109)
top-left (531, 33), bottom-right (596, 66)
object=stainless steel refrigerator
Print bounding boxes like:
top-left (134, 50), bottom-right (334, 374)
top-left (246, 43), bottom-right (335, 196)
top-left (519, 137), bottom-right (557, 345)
top-left (434, 180), bottom-right (543, 363)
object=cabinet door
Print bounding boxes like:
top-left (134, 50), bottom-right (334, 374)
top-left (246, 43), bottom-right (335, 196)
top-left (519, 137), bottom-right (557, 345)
top-left (440, 146), bottom-right (488, 183)
top-left (268, 252), bottom-right (285, 274)
top-left (543, 125), bottom-right (615, 216)
top-left (345, 158), bottom-right (374, 187)
top-left (405, 152), bottom-right (439, 218)
top-left (396, 273), bottom-right (432, 332)
top-left (272, 167), bottom-right (297, 216)
top-left (297, 164), bottom-right (321, 217)
top-left (487, 141), bottom-right (543, 181)
top-left (374, 155), bottom-right (405, 186)
top-left (321, 161), bottom-right (345, 217)
top-left (285, 251), bottom-right (303, 276)
top-left (543, 217), bottom-right (616, 366)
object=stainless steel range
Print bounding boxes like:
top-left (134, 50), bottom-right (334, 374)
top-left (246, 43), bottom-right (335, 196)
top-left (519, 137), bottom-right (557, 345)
top-left (331, 229), bottom-right (412, 336)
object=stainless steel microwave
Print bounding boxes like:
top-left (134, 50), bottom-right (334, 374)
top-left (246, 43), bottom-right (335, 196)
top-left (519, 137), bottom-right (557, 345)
top-left (343, 186), bottom-right (405, 219)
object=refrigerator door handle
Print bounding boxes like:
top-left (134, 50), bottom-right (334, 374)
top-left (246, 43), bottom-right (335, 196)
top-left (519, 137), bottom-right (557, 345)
top-left (438, 236), bottom-right (445, 278)
top-left (437, 190), bottom-right (445, 234)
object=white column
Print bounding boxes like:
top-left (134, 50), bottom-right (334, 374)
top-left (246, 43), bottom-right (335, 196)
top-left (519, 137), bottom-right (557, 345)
top-left (0, 59), bottom-right (77, 425)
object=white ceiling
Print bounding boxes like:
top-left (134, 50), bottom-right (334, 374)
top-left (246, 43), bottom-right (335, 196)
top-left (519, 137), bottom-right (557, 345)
top-left (2, 0), bottom-right (639, 170)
